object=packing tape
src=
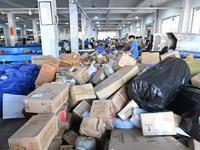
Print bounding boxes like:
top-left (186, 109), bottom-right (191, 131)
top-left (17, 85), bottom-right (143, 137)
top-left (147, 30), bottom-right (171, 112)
top-left (73, 89), bottom-right (94, 95)
top-left (155, 113), bottom-right (163, 135)
top-left (117, 91), bottom-right (126, 103)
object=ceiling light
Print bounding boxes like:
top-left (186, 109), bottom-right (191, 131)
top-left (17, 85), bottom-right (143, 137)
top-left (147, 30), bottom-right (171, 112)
top-left (99, 28), bottom-right (101, 30)
top-left (66, 22), bottom-right (69, 24)
top-left (98, 25), bottom-right (100, 27)
top-left (37, 21), bottom-right (39, 24)
top-left (24, 25), bottom-right (26, 27)
top-left (29, 9), bottom-right (32, 15)
top-left (92, 1), bottom-right (95, 8)
top-left (120, 27), bottom-right (121, 28)
top-left (96, 22), bottom-right (99, 24)
top-left (128, 21), bottom-right (130, 24)
top-left (123, 25), bottom-right (125, 27)
top-left (16, 17), bottom-right (19, 19)
top-left (150, 1), bottom-right (154, 7)
top-left (135, 15), bottom-right (139, 19)
top-left (1, 10), bottom-right (5, 14)
top-left (94, 16), bottom-right (98, 19)
top-left (6, 23), bottom-right (8, 25)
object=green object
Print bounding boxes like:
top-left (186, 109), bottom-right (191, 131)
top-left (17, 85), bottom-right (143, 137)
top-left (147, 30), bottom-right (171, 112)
top-left (63, 130), bottom-right (78, 146)
top-left (184, 58), bottom-right (200, 77)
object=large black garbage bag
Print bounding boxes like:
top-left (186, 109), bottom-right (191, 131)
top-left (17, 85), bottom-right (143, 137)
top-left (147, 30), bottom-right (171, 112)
top-left (167, 85), bottom-right (200, 142)
top-left (128, 57), bottom-right (191, 112)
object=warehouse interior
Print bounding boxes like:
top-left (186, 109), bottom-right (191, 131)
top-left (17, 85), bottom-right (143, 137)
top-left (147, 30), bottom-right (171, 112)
top-left (0, 0), bottom-right (200, 150)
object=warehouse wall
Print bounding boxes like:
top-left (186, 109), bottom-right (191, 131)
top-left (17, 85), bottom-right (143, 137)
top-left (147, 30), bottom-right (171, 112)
top-left (136, 21), bottom-right (140, 28)
top-left (98, 31), bottom-right (119, 40)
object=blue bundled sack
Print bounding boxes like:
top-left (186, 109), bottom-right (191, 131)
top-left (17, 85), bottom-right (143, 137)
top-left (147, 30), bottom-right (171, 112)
top-left (106, 49), bottom-right (114, 55)
top-left (95, 46), bottom-right (105, 53)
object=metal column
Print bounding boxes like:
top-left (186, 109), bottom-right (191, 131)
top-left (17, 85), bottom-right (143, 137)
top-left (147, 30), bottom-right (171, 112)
top-left (81, 13), bottom-right (87, 49)
top-left (63, 29), bottom-right (67, 40)
top-left (179, 0), bottom-right (190, 33)
top-left (7, 13), bottom-right (17, 46)
top-left (69, 0), bottom-right (79, 53)
top-left (38, 0), bottom-right (59, 58)
top-left (32, 20), bottom-right (39, 42)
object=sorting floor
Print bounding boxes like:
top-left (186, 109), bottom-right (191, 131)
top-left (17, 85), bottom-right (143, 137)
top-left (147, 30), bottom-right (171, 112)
top-left (0, 116), bottom-right (28, 150)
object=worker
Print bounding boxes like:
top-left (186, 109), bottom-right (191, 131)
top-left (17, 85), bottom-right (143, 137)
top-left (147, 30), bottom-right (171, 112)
top-left (137, 36), bottom-right (143, 50)
top-left (90, 37), bottom-right (94, 49)
top-left (128, 35), bottom-right (138, 59)
top-left (63, 40), bottom-right (70, 53)
top-left (105, 37), bottom-right (110, 48)
top-left (145, 37), bottom-right (150, 52)
top-left (79, 38), bottom-right (82, 44)
top-left (84, 38), bottom-right (89, 49)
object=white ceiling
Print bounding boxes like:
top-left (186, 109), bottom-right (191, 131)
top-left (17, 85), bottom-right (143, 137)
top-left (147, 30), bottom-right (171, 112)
top-left (0, 0), bottom-right (180, 31)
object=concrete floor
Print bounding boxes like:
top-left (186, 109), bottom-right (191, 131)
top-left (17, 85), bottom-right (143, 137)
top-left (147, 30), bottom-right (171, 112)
top-left (0, 116), bottom-right (28, 150)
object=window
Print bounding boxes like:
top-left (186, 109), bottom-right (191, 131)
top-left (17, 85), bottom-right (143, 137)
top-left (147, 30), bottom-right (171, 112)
top-left (191, 7), bottom-right (200, 34)
top-left (161, 15), bottom-right (180, 33)
top-left (136, 28), bottom-right (140, 34)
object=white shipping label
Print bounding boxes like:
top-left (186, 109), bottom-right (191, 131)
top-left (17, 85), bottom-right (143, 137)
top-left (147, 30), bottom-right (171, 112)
top-left (73, 55), bottom-right (77, 58)
top-left (76, 147), bottom-right (86, 150)
top-left (82, 111), bottom-right (90, 117)
top-left (100, 73), bottom-right (105, 80)
top-left (70, 67), bottom-right (75, 72)
top-left (32, 94), bottom-right (43, 98)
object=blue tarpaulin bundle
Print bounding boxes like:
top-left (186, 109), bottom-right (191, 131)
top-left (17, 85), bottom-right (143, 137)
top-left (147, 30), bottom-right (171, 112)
top-left (0, 62), bottom-right (40, 114)
top-left (95, 46), bottom-right (105, 53)
top-left (106, 49), bottom-right (114, 55)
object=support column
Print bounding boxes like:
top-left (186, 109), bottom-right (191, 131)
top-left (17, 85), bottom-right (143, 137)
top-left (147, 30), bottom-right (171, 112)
top-left (87, 21), bottom-right (91, 39)
top-left (22, 26), bottom-right (26, 36)
top-left (179, 0), bottom-right (190, 33)
top-left (63, 29), bottom-right (67, 40)
top-left (7, 13), bottom-right (17, 46)
top-left (38, 0), bottom-right (59, 58)
top-left (69, 0), bottom-right (79, 53)
top-left (141, 17), bottom-right (144, 37)
top-left (32, 20), bottom-right (39, 42)
top-left (81, 13), bottom-right (87, 49)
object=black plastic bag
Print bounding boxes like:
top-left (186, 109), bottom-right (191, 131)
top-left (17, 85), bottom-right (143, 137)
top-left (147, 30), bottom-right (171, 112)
top-left (167, 85), bottom-right (200, 142)
top-left (128, 57), bottom-right (191, 112)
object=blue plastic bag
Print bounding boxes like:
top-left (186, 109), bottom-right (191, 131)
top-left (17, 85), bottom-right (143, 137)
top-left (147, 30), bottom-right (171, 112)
top-left (114, 117), bottom-right (134, 129)
top-left (95, 46), bottom-right (105, 53)
top-left (106, 49), bottom-right (114, 55)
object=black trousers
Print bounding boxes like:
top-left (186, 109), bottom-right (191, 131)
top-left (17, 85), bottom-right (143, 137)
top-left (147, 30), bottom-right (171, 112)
top-left (90, 42), bottom-right (94, 48)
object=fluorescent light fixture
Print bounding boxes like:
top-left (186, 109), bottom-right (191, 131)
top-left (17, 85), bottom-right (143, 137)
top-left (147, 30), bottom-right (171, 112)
top-left (135, 15), bottom-right (139, 19)
top-left (123, 25), bottom-right (125, 26)
top-left (16, 17), bottom-right (19, 19)
top-left (94, 16), bottom-right (98, 19)
top-left (24, 25), bottom-right (26, 27)
top-left (66, 22), bottom-right (69, 24)
top-left (1, 10), bottom-right (5, 14)
top-left (120, 27), bottom-right (121, 28)
top-left (37, 21), bottom-right (39, 24)
top-left (6, 23), bottom-right (8, 25)
top-left (29, 9), bottom-right (32, 15)
top-left (98, 25), bottom-right (100, 27)
top-left (96, 22), bottom-right (99, 24)
top-left (128, 21), bottom-right (130, 23)
top-left (99, 28), bottom-right (101, 30)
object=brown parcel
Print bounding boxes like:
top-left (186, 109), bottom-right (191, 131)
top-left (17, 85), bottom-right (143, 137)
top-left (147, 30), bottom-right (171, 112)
top-left (141, 111), bottom-right (176, 136)
top-left (141, 52), bottom-right (160, 64)
top-left (94, 65), bottom-right (139, 100)
top-left (160, 50), bottom-right (181, 60)
top-left (60, 145), bottom-right (73, 150)
top-left (60, 113), bottom-right (73, 131)
top-left (56, 67), bottom-right (70, 80)
top-left (66, 66), bottom-right (90, 85)
top-left (48, 140), bottom-right (62, 150)
top-left (31, 55), bottom-right (47, 68)
top-left (117, 100), bottom-right (139, 121)
top-left (35, 55), bottom-right (60, 87)
top-left (73, 100), bottom-right (91, 123)
top-left (113, 53), bottom-right (136, 71)
top-left (60, 54), bottom-right (80, 66)
top-left (80, 52), bottom-right (89, 61)
top-left (80, 117), bottom-right (106, 150)
top-left (191, 73), bottom-right (200, 87)
top-left (109, 85), bottom-right (128, 114)
top-left (109, 128), bottom-right (189, 150)
top-left (54, 127), bottom-right (66, 140)
top-left (63, 130), bottom-right (78, 146)
top-left (70, 83), bottom-right (96, 108)
top-left (174, 113), bottom-right (182, 127)
top-left (90, 100), bottom-right (115, 130)
top-left (106, 53), bottom-right (116, 60)
top-left (185, 53), bottom-right (194, 59)
top-left (188, 139), bottom-right (200, 150)
top-left (8, 114), bottom-right (57, 150)
top-left (101, 51), bottom-right (107, 56)
top-left (23, 83), bottom-right (69, 114)
top-left (91, 68), bottom-right (106, 85)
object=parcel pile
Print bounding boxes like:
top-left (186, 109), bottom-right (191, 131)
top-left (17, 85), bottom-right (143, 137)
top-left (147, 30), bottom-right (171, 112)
top-left (7, 49), bottom-right (200, 150)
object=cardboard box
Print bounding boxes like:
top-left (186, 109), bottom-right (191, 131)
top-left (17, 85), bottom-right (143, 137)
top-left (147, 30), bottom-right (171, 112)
top-left (91, 68), bottom-right (106, 85)
top-left (96, 56), bottom-right (108, 64)
top-left (141, 52), bottom-right (160, 64)
top-left (188, 139), bottom-right (200, 150)
top-left (109, 85), bottom-right (128, 114)
top-left (66, 66), bottom-right (90, 85)
top-left (141, 111), bottom-right (176, 136)
top-left (174, 113), bottom-right (182, 127)
top-left (94, 63), bottom-right (101, 68)
top-left (31, 55), bottom-right (47, 68)
top-left (73, 100), bottom-right (91, 123)
top-left (109, 128), bottom-right (189, 150)
top-left (191, 73), bottom-right (200, 87)
top-left (113, 53), bottom-right (136, 71)
top-left (54, 127), bottom-right (66, 140)
top-left (90, 100), bottom-right (115, 130)
top-left (23, 83), bottom-right (69, 114)
top-left (101, 51), bottom-right (107, 56)
top-left (70, 83), bottom-right (96, 108)
top-left (94, 65), bottom-right (139, 100)
top-left (117, 100), bottom-right (139, 121)
top-left (137, 64), bottom-right (153, 73)
top-left (80, 52), bottom-right (89, 61)
top-left (60, 113), bottom-right (73, 131)
top-left (160, 50), bottom-right (181, 61)
top-left (106, 53), bottom-right (116, 60)
top-left (60, 145), bottom-right (73, 150)
top-left (56, 105), bottom-right (68, 123)
top-left (60, 54), bottom-right (80, 66)
top-left (48, 140), bottom-right (62, 150)
top-left (63, 130), bottom-right (78, 146)
top-left (8, 114), bottom-right (57, 150)
top-left (185, 53), bottom-right (194, 59)
top-left (56, 67), bottom-right (70, 80)
top-left (177, 138), bottom-right (188, 147)
top-left (80, 117), bottom-right (106, 150)
top-left (35, 55), bottom-right (60, 86)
